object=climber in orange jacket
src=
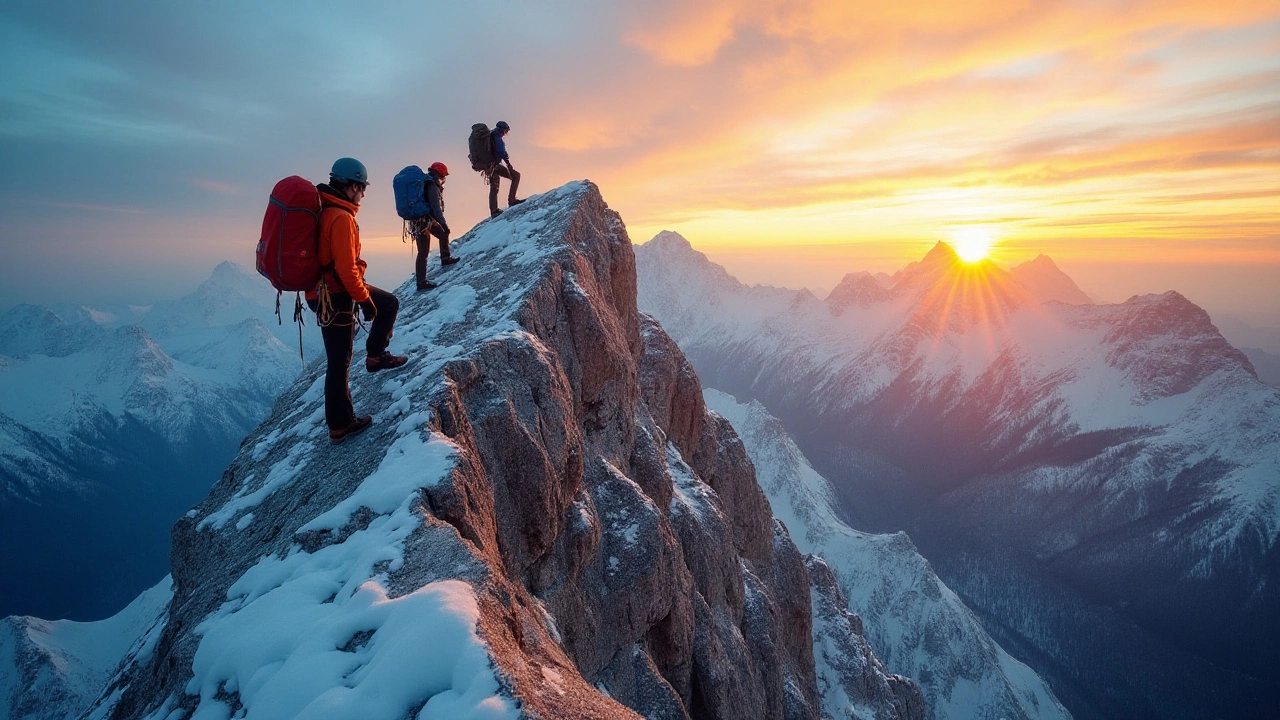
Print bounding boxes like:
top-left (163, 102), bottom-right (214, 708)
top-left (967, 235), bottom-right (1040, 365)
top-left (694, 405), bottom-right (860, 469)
top-left (306, 157), bottom-right (408, 444)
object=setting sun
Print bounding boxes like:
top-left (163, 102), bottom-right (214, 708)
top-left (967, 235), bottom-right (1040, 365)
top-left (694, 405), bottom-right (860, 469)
top-left (953, 228), bottom-right (995, 263)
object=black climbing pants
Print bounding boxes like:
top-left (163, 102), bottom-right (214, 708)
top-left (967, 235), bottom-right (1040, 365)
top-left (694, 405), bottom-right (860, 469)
top-left (488, 164), bottom-right (521, 214)
top-left (411, 220), bottom-right (450, 285)
top-left (308, 285), bottom-right (399, 430)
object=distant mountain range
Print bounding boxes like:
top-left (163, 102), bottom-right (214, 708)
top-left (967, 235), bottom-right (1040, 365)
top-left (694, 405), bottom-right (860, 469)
top-left (0, 578), bottom-right (171, 720)
top-left (0, 262), bottom-right (308, 620)
top-left (636, 231), bottom-right (1280, 720)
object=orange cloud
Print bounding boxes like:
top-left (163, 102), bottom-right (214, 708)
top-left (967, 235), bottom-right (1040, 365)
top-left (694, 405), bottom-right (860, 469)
top-left (502, 1), bottom-right (1280, 279)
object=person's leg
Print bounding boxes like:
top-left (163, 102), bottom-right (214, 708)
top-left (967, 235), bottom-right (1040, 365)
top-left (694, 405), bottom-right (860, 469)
top-left (316, 293), bottom-right (356, 431)
top-left (364, 285), bottom-right (399, 357)
top-left (430, 221), bottom-right (452, 263)
top-left (507, 167), bottom-right (521, 205)
top-left (487, 166), bottom-right (501, 215)
top-left (413, 222), bottom-right (430, 288)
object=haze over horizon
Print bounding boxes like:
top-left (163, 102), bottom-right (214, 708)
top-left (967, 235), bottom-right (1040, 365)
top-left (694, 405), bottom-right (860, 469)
top-left (1, 0), bottom-right (1277, 325)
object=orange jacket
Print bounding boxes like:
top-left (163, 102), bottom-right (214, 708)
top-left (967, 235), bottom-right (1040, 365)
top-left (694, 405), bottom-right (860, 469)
top-left (308, 186), bottom-right (370, 303)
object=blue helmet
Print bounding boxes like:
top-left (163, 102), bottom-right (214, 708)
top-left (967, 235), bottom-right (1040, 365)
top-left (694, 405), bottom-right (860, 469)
top-left (330, 157), bottom-right (368, 186)
top-left (495, 121), bottom-right (510, 131)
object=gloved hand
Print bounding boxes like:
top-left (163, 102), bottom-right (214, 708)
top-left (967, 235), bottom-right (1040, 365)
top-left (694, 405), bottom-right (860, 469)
top-left (357, 300), bottom-right (377, 322)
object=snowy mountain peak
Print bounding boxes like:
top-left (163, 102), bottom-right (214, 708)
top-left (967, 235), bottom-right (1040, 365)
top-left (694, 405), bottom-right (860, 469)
top-left (204, 260), bottom-right (263, 295)
top-left (648, 229), bottom-right (694, 251)
top-left (1010, 254), bottom-right (1093, 306)
top-left (1, 303), bottom-right (64, 328)
top-left (1103, 290), bottom-right (1257, 397)
top-left (921, 240), bottom-right (961, 266)
top-left (0, 304), bottom-right (74, 357)
top-left (827, 272), bottom-right (893, 313)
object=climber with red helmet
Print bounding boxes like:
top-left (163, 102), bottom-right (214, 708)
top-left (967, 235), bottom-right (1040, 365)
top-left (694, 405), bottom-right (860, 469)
top-left (410, 161), bottom-right (458, 291)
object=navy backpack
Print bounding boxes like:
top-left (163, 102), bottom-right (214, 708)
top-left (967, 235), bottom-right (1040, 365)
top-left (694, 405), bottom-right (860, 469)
top-left (392, 165), bottom-right (431, 220)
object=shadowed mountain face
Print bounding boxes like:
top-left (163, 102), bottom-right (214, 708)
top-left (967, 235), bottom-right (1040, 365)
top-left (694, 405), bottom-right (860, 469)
top-left (0, 263), bottom-right (301, 621)
top-left (64, 183), bottom-right (921, 720)
top-left (636, 231), bottom-right (1280, 720)
top-left (705, 389), bottom-right (1070, 720)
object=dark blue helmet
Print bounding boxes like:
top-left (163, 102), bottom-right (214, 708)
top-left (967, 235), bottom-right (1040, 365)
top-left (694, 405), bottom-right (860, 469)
top-left (495, 121), bottom-right (510, 131)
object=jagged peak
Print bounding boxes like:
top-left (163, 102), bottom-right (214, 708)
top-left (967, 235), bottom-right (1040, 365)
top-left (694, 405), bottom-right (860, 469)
top-left (922, 240), bottom-right (960, 265)
top-left (635, 228), bottom-right (745, 298)
top-left (190, 259), bottom-right (265, 298)
top-left (1018, 253), bottom-right (1057, 269)
top-left (827, 271), bottom-right (893, 312)
top-left (1010, 253), bottom-right (1093, 306)
top-left (1, 303), bottom-right (65, 326)
top-left (211, 259), bottom-right (253, 279)
top-left (647, 229), bottom-right (692, 250)
top-left (834, 271), bottom-right (874, 286)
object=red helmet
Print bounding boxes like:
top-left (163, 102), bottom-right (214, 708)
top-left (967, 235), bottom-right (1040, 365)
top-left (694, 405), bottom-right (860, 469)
top-left (429, 162), bottom-right (449, 177)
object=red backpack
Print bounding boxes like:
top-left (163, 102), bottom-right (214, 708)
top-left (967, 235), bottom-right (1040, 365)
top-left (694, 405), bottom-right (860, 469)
top-left (256, 176), bottom-right (324, 366)
top-left (256, 176), bottom-right (323, 292)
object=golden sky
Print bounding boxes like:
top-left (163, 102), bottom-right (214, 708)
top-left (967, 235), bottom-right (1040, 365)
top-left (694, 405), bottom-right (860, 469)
top-left (521, 0), bottom-right (1280, 273)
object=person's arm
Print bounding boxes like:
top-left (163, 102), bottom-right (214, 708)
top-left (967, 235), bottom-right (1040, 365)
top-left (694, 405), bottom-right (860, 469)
top-left (328, 212), bottom-right (370, 303)
top-left (494, 135), bottom-right (511, 167)
top-left (427, 183), bottom-right (448, 233)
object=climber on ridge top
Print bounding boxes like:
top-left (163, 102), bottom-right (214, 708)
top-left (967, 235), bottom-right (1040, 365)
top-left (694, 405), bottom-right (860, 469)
top-left (468, 120), bottom-right (524, 217)
top-left (306, 157), bottom-right (408, 444)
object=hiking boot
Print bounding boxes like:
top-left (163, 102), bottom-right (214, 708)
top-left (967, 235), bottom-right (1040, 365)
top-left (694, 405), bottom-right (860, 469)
top-left (490, 208), bottom-right (503, 218)
top-left (330, 415), bottom-right (372, 445)
top-left (441, 256), bottom-right (459, 267)
top-left (366, 351), bottom-right (408, 373)
top-left (509, 198), bottom-right (525, 206)
top-left (417, 281), bottom-right (437, 292)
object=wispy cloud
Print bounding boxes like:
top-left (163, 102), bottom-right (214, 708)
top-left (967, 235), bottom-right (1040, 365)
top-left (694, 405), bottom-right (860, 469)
top-left (188, 179), bottom-right (240, 195)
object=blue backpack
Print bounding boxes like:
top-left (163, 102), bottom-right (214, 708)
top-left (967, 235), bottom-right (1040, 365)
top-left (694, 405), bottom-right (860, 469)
top-left (392, 165), bottom-right (431, 219)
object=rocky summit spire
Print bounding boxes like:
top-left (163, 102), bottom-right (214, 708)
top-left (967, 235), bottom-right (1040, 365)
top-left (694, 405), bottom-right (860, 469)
top-left (87, 181), bottom-right (920, 720)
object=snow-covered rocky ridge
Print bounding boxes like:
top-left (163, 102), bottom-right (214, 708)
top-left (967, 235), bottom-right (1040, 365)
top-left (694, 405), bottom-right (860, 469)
top-left (0, 578), bottom-right (171, 720)
top-left (705, 390), bottom-right (1070, 720)
top-left (636, 232), bottom-right (1280, 720)
top-left (83, 182), bottom-right (923, 720)
top-left (0, 262), bottom-right (304, 621)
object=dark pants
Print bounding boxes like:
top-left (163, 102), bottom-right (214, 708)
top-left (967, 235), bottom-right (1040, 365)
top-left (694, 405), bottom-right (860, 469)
top-left (488, 164), bottom-right (521, 213)
top-left (411, 220), bottom-right (450, 286)
top-left (308, 285), bottom-right (398, 430)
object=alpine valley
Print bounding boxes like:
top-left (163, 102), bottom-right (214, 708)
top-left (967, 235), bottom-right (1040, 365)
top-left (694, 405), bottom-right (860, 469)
top-left (0, 261), bottom-right (314, 621)
top-left (635, 232), bottom-right (1280, 720)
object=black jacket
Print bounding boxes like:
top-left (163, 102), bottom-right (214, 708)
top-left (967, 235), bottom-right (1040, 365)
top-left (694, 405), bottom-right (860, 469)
top-left (425, 173), bottom-right (447, 232)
